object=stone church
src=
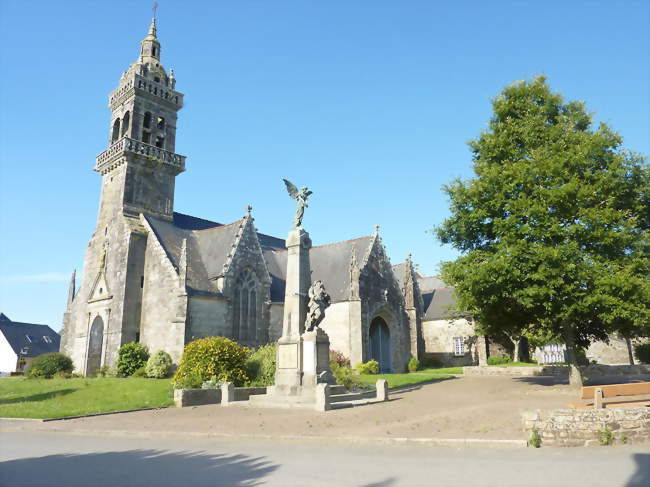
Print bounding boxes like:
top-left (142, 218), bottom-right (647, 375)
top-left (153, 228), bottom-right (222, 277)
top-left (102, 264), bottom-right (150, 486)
top-left (61, 19), bottom-right (480, 376)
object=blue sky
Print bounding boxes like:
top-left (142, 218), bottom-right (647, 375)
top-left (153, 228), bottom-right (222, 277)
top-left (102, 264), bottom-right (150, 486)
top-left (0, 1), bottom-right (648, 329)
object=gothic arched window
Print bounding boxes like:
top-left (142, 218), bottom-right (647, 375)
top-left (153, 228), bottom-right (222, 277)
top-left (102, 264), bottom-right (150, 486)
top-left (232, 269), bottom-right (258, 342)
top-left (111, 118), bottom-right (121, 143)
top-left (143, 112), bottom-right (152, 129)
top-left (121, 111), bottom-right (130, 137)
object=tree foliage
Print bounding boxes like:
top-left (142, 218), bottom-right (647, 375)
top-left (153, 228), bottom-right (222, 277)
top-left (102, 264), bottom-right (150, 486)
top-left (436, 76), bottom-right (649, 385)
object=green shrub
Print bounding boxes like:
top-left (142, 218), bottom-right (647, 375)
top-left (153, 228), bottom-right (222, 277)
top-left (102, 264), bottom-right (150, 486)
top-left (487, 354), bottom-right (512, 365)
top-left (173, 371), bottom-right (203, 389)
top-left (245, 344), bottom-right (277, 386)
top-left (529, 428), bottom-right (542, 448)
top-left (172, 336), bottom-right (249, 389)
top-left (633, 343), bottom-right (650, 364)
top-left (131, 366), bottom-right (147, 378)
top-left (116, 342), bottom-right (150, 377)
top-left (27, 353), bottom-right (74, 378)
top-left (329, 350), bottom-right (351, 368)
top-left (145, 350), bottom-right (173, 378)
top-left (355, 360), bottom-right (379, 375)
top-left (421, 356), bottom-right (443, 368)
top-left (408, 356), bottom-right (420, 372)
top-left (331, 363), bottom-right (362, 390)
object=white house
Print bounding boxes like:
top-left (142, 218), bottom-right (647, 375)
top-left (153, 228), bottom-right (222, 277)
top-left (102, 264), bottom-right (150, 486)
top-left (0, 313), bottom-right (60, 374)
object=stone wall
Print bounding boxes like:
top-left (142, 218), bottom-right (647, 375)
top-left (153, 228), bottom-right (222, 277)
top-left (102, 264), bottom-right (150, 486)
top-left (139, 225), bottom-right (186, 363)
top-left (187, 297), bottom-right (229, 339)
top-left (174, 386), bottom-right (267, 407)
top-left (319, 302), bottom-right (351, 359)
top-left (522, 407), bottom-right (650, 447)
top-left (422, 318), bottom-right (476, 367)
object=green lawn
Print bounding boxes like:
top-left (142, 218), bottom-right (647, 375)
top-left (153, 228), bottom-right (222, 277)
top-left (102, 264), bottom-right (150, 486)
top-left (0, 377), bottom-right (173, 419)
top-left (357, 367), bottom-right (463, 389)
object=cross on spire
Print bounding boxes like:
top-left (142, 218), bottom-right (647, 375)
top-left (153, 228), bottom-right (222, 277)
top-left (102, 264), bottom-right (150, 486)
top-left (152, 1), bottom-right (159, 19)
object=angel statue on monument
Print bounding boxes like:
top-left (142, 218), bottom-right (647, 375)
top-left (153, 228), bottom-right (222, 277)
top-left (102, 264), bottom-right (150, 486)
top-left (283, 179), bottom-right (313, 228)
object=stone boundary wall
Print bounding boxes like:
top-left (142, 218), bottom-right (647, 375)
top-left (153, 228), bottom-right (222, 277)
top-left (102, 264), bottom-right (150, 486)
top-left (464, 364), bottom-right (650, 377)
top-left (522, 407), bottom-right (650, 447)
top-left (174, 386), bottom-right (267, 407)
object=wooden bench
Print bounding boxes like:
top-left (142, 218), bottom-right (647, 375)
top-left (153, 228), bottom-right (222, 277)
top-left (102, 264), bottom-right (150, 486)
top-left (569, 381), bottom-right (650, 409)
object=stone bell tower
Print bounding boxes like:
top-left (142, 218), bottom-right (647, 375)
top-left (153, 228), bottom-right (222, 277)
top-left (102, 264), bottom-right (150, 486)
top-left (61, 18), bottom-right (186, 375)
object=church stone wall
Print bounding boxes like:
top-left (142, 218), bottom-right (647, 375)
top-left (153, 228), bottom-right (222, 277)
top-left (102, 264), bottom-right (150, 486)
top-left (268, 303), bottom-right (283, 342)
top-left (139, 233), bottom-right (185, 363)
top-left (422, 318), bottom-right (476, 366)
top-left (319, 302), bottom-right (352, 359)
top-left (187, 297), bottom-right (230, 340)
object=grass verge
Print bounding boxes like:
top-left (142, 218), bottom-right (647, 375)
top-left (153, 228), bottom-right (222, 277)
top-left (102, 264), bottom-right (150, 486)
top-left (488, 362), bottom-right (540, 367)
top-left (357, 367), bottom-right (463, 388)
top-left (0, 377), bottom-right (173, 419)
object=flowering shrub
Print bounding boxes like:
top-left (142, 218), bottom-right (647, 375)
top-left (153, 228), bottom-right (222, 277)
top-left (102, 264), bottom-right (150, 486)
top-left (355, 360), bottom-right (379, 375)
top-left (173, 336), bottom-right (248, 389)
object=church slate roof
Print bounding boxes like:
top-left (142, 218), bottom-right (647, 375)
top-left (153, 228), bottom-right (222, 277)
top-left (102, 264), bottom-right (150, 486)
top-left (146, 212), bottom-right (286, 297)
top-left (149, 211), bottom-right (377, 304)
top-left (264, 236), bottom-right (374, 303)
top-left (0, 314), bottom-right (60, 358)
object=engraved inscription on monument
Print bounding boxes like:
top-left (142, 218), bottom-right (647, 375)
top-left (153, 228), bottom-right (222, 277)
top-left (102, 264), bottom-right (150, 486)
top-left (278, 343), bottom-right (299, 369)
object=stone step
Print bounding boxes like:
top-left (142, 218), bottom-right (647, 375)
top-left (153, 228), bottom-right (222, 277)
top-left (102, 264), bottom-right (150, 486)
top-left (248, 393), bottom-right (315, 406)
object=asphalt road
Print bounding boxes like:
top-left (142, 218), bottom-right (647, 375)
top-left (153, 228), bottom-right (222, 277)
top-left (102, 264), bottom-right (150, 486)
top-left (0, 431), bottom-right (648, 487)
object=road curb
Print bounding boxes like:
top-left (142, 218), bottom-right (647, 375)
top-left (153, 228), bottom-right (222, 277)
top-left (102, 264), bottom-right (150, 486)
top-left (0, 426), bottom-right (527, 448)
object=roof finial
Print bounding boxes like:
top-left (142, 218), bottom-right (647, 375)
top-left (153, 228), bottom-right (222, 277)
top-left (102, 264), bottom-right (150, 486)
top-left (245, 204), bottom-right (253, 218)
top-left (406, 252), bottom-right (412, 262)
top-left (374, 224), bottom-right (380, 235)
top-left (148, 2), bottom-right (158, 37)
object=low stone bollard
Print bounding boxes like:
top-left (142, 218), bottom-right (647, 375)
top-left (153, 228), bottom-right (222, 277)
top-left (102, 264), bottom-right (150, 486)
top-left (376, 379), bottom-right (388, 401)
top-left (315, 383), bottom-right (330, 411)
top-left (221, 382), bottom-right (235, 406)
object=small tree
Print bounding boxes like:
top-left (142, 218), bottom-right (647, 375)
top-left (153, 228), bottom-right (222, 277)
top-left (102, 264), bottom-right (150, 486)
top-left (145, 350), bottom-right (173, 378)
top-left (436, 77), bottom-right (649, 387)
top-left (116, 342), bottom-right (150, 377)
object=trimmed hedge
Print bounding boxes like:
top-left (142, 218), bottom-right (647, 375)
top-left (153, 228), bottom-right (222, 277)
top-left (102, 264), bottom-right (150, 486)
top-left (145, 350), bottom-right (173, 378)
top-left (27, 353), bottom-right (73, 378)
top-left (116, 342), bottom-right (150, 377)
top-left (173, 336), bottom-right (249, 389)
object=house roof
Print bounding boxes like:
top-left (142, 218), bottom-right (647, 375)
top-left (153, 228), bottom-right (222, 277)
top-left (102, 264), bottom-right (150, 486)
top-left (422, 287), bottom-right (458, 321)
top-left (0, 314), bottom-right (60, 358)
top-left (264, 236), bottom-right (374, 303)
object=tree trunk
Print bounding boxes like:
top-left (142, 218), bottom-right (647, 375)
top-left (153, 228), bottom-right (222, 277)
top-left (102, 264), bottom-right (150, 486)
top-left (513, 339), bottom-right (520, 363)
top-left (624, 336), bottom-right (635, 365)
top-left (563, 325), bottom-right (583, 389)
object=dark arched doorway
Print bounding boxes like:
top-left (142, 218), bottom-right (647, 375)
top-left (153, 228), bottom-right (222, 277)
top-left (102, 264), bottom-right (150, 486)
top-left (369, 316), bottom-right (391, 373)
top-left (86, 315), bottom-right (104, 376)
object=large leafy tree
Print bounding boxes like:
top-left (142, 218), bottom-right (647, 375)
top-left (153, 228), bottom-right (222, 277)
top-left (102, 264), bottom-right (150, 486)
top-left (436, 76), bottom-right (649, 386)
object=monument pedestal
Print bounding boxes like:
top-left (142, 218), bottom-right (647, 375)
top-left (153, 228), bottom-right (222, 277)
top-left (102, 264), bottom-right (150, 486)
top-left (302, 328), bottom-right (335, 388)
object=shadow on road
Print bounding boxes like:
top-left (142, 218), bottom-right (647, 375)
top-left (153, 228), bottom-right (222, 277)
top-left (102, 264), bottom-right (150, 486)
top-left (0, 448), bottom-right (279, 487)
top-left (0, 388), bottom-right (77, 405)
top-left (625, 454), bottom-right (650, 487)
top-left (361, 477), bottom-right (397, 487)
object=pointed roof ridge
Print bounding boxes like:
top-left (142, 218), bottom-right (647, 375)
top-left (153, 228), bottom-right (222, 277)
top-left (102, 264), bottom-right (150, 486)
top-left (0, 312), bottom-right (10, 321)
top-left (194, 219), bottom-right (243, 233)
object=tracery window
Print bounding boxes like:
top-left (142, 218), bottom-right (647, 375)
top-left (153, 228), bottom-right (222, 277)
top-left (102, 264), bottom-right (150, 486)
top-left (232, 269), bottom-right (258, 342)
